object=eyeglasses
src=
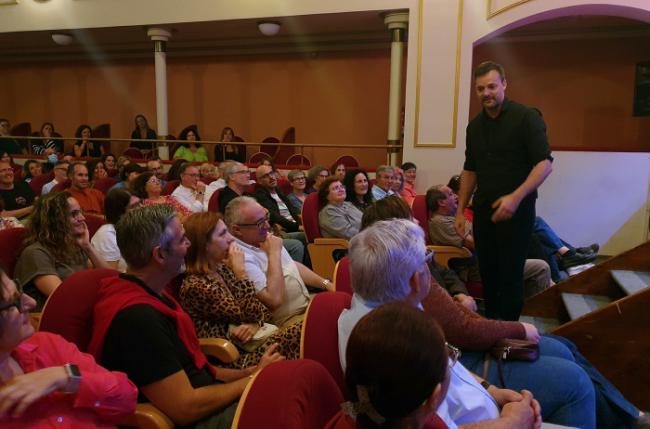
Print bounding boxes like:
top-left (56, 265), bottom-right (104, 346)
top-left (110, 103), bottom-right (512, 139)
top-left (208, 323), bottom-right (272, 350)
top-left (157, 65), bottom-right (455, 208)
top-left (259, 171), bottom-right (278, 180)
top-left (291, 176), bottom-right (306, 182)
top-left (0, 283), bottom-right (26, 313)
top-left (446, 342), bottom-right (461, 367)
top-left (237, 213), bottom-right (271, 229)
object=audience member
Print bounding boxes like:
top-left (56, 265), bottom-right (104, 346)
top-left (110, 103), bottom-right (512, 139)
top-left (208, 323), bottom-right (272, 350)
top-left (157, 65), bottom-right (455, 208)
top-left (318, 177), bottom-right (363, 240)
top-left (306, 165), bottom-right (329, 194)
top-left (215, 127), bottom-right (245, 163)
top-left (371, 165), bottom-right (395, 201)
top-left (115, 155), bottom-right (131, 177)
top-left (90, 204), bottom-right (282, 428)
top-left (109, 162), bottom-right (143, 192)
top-left (173, 126), bottom-right (208, 162)
top-left (391, 167), bottom-right (405, 195)
top-left (204, 160), bottom-right (230, 203)
top-left (130, 114), bottom-right (157, 150)
top-left (253, 165), bottom-right (302, 234)
top-left (0, 118), bottom-right (22, 155)
top-left (171, 163), bottom-right (208, 213)
top-left (0, 159), bottom-right (34, 219)
top-left (286, 169), bottom-right (307, 211)
top-left (73, 124), bottom-right (102, 158)
top-left (332, 162), bottom-right (346, 181)
top-left (225, 197), bottom-right (333, 326)
top-left (133, 171), bottom-right (192, 219)
top-left (343, 169), bottom-right (373, 212)
top-left (0, 268), bottom-right (138, 428)
top-left (199, 163), bottom-right (219, 183)
top-left (1, 151), bottom-right (22, 179)
top-left (146, 158), bottom-right (166, 185)
top-left (66, 162), bottom-right (105, 216)
top-left (0, 199), bottom-right (24, 231)
top-left (15, 192), bottom-right (110, 310)
top-left (218, 162), bottom-right (251, 212)
top-left (86, 159), bottom-right (108, 184)
top-left (42, 161), bottom-right (69, 195)
top-left (32, 122), bottom-right (63, 155)
top-left (166, 158), bottom-right (186, 182)
top-left (91, 188), bottom-right (141, 272)
top-left (22, 160), bottom-right (42, 184)
top-left (400, 161), bottom-right (418, 206)
top-left (102, 153), bottom-right (118, 177)
top-left (181, 212), bottom-right (301, 367)
top-left (329, 302), bottom-right (450, 429)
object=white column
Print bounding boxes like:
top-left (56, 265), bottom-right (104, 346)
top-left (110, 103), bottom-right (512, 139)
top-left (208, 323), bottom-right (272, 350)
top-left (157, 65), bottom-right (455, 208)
top-left (147, 28), bottom-right (171, 159)
top-left (383, 12), bottom-right (408, 166)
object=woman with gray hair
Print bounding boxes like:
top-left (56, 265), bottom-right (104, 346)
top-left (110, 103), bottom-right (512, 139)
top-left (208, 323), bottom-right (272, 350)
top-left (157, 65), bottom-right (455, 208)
top-left (286, 169), bottom-right (307, 211)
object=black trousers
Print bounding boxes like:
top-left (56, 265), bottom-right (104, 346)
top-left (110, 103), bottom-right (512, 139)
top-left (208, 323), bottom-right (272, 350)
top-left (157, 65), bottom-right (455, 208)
top-left (473, 195), bottom-right (536, 321)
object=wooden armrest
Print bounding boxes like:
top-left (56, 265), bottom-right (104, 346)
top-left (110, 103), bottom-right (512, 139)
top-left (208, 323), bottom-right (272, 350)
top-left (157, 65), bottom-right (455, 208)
top-left (428, 245), bottom-right (472, 268)
top-left (30, 312), bottom-right (42, 331)
top-left (119, 403), bottom-right (174, 429)
top-left (199, 338), bottom-right (240, 363)
top-left (313, 238), bottom-right (349, 247)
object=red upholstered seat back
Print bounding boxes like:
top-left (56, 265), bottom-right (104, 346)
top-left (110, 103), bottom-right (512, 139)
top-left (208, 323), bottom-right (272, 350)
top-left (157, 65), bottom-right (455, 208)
top-left (325, 410), bottom-right (449, 429)
top-left (333, 155), bottom-right (359, 168)
top-left (333, 257), bottom-right (352, 295)
top-left (29, 171), bottom-right (54, 196)
top-left (122, 148), bottom-right (144, 159)
top-left (301, 192), bottom-right (323, 243)
top-left (85, 215), bottom-right (106, 238)
top-left (248, 151), bottom-right (271, 165)
top-left (301, 292), bottom-right (351, 395)
top-left (285, 154), bottom-right (311, 168)
top-left (207, 188), bottom-right (222, 213)
top-left (162, 180), bottom-right (180, 196)
top-left (277, 177), bottom-right (292, 196)
top-left (412, 194), bottom-right (432, 245)
top-left (39, 269), bottom-right (119, 351)
top-left (51, 179), bottom-right (71, 193)
top-left (93, 177), bottom-right (118, 194)
top-left (0, 228), bottom-right (28, 278)
top-left (234, 359), bottom-right (342, 429)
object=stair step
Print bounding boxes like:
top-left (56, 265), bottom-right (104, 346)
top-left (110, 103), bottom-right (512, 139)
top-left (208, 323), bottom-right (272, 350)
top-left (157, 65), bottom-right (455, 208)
top-left (518, 315), bottom-right (561, 333)
top-left (610, 270), bottom-right (650, 296)
top-left (561, 293), bottom-right (612, 320)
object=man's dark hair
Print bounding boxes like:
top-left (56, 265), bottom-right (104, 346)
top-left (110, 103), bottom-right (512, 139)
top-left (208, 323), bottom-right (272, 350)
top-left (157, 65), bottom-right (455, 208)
top-left (120, 162), bottom-right (144, 181)
top-left (425, 187), bottom-right (447, 213)
top-left (474, 61), bottom-right (505, 81)
top-left (104, 188), bottom-right (134, 225)
top-left (447, 175), bottom-right (461, 194)
top-left (360, 196), bottom-right (411, 230)
top-left (401, 162), bottom-right (417, 171)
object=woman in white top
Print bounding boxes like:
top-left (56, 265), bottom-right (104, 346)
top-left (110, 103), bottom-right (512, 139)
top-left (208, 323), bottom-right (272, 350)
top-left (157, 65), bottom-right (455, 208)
top-left (91, 188), bottom-right (141, 272)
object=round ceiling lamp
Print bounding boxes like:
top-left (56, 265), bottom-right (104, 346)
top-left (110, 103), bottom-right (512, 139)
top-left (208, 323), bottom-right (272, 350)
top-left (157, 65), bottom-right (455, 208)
top-left (257, 21), bottom-right (281, 36)
top-left (51, 33), bottom-right (74, 46)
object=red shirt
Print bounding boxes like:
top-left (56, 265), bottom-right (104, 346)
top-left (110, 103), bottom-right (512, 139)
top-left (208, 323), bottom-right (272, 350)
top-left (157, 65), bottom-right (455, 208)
top-left (400, 181), bottom-right (418, 207)
top-left (1, 332), bottom-right (137, 429)
top-left (67, 188), bottom-right (105, 215)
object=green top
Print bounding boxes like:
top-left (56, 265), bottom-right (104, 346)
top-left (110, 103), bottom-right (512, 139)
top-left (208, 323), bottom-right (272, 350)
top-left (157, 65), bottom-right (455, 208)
top-left (173, 145), bottom-right (209, 162)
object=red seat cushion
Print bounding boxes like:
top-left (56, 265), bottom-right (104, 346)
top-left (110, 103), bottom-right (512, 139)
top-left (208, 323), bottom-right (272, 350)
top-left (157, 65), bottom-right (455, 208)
top-left (334, 257), bottom-right (352, 295)
top-left (93, 177), bottom-right (118, 194)
top-left (412, 194), bottom-right (432, 245)
top-left (29, 171), bottom-right (54, 196)
top-left (0, 228), bottom-right (28, 278)
top-left (301, 192), bottom-right (323, 242)
top-left (162, 180), bottom-right (180, 196)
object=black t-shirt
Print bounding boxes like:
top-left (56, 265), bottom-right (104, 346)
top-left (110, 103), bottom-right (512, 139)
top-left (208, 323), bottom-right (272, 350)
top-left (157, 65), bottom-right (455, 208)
top-left (100, 280), bottom-right (217, 403)
top-left (464, 99), bottom-right (553, 206)
top-left (0, 181), bottom-right (35, 210)
top-left (74, 141), bottom-right (102, 157)
top-left (0, 138), bottom-right (23, 155)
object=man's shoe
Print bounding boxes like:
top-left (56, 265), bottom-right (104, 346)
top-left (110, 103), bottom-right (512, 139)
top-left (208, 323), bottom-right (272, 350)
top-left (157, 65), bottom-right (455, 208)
top-left (560, 251), bottom-right (596, 270)
top-left (576, 243), bottom-right (599, 255)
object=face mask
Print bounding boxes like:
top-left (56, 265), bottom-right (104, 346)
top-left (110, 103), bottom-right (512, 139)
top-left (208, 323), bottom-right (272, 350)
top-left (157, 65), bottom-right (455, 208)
top-left (47, 154), bottom-right (59, 164)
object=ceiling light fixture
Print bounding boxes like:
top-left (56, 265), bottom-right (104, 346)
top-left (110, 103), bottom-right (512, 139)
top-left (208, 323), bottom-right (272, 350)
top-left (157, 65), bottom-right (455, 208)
top-left (258, 21), bottom-right (281, 36)
top-left (51, 33), bottom-right (74, 46)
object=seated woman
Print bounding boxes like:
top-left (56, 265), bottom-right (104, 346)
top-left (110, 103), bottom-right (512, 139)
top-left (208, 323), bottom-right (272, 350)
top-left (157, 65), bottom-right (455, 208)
top-left (166, 158), bottom-right (186, 182)
top-left (318, 177), bottom-right (363, 240)
top-left (343, 169), bottom-right (373, 212)
top-left (32, 122), bottom-right (63, 156)
top-left (91, 189), bottom-right (141, 273)
top-left (101, 153), bottom-right (118, 178)
top-left (0, 268), bottom-right (137, 428)
top-left (180, 212), bottom-right (301, 368)
top-left (327, 302), bottom-right (450, 429)
top-left (86, 159), bottom-right (108, 186)
top-left (215, 126), bottom-right (246, 163)
top-left (14, 192), bottom-right (110, 310)
top-left (392, 167), bottom-right (405, 198)
top-left (22, 160), bottom-right (42, 184)
top-left (305, 164), bottom-right (329, 194)
top-left (286, 169), bottom-right (307, 211)
top-left (331, 162), bottom-right (346, 181)
top-left (132, 171), bottom-right (192, 219)
top-left (130, 114), bottom-right (157, 150)
top-left (173, 126), bottom-right (208, 162)
top-left (73, 124), bottom-right (102, 158)
top-left (400, 162), bottom-right (418, 206)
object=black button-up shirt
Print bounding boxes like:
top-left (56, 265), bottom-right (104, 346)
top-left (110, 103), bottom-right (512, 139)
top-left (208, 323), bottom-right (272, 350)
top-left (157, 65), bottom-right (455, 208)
top-left (464, 99), bottom-right (553, 206)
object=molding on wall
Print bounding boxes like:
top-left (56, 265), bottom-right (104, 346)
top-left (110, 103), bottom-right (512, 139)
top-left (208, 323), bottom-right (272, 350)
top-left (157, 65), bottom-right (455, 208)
top-left (413, 0), bottom-right (463, 148)
top-left (487, 0), bottom-right (534, 19)
top-left (0, 0), bottom-right (18, 6)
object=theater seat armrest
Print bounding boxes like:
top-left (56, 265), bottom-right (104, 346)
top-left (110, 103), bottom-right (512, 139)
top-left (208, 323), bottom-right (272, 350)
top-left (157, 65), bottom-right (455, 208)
top-left (119, 403), bottom-right (174, 429)
top-left (428, 245), bottom-right (472, 268)
top-left (199, 338), bottom-right (240, 363)
top-left (30, 312), bottom-right (42, 331)
top-left (313, 238), bottom-right (349, 247)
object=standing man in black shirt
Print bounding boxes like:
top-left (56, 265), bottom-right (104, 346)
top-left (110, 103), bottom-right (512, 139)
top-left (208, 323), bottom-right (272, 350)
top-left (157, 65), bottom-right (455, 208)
top-left (455, 61), bottom-right (553, 320)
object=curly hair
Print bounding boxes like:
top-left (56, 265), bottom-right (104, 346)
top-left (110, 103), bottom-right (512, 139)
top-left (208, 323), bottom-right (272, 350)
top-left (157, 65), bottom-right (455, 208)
top-left (22, 192), bottom-right (82, 263)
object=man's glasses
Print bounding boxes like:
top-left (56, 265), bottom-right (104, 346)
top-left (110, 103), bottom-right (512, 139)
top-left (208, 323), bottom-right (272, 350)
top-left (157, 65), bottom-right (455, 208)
top-left (0, 283), bottom-right (26, 313)
top-left (292, 176), bottom-right (306, 182)
top-left (237, 213), bottom-right (271, 229)
top-left (446, 342), bottom-right (461, 367)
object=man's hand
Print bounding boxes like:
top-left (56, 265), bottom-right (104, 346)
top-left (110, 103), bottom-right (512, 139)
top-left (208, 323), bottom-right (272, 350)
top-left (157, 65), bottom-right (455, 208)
top-left (454, 213), bottom-right (467, 238)
top-left (521, 322), bottom-right (540, 344)
top-left (453, 293), bottom-right (478, 312)
top-left (260, 233), bottom-right (283, 256)
top-left (491, 193), bottom-right (521, 223)
top-left (195, 181), bottom-right (206, 193)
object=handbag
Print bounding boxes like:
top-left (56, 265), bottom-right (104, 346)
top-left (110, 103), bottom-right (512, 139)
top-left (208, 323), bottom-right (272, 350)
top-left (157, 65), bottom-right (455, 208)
top-left (486, 339), bottom-right (540, 388)
top-left (228, 322), bottom-right (279, 353)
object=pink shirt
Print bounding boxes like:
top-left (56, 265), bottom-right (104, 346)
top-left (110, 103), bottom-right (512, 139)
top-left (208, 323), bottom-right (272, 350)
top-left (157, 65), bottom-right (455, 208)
top-left (1, 332), bottom-right (137, 429)
top-left (400, 181), bottom-right (418, 206)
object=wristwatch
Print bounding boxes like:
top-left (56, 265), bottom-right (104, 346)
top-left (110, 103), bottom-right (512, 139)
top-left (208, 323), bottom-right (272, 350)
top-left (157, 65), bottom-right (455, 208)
top-left (62, 363), bottom-right (81, 394)
top-left (322, 279), bottom-right (332, 288)
top-left (480, 379), bottom-right (491, 391)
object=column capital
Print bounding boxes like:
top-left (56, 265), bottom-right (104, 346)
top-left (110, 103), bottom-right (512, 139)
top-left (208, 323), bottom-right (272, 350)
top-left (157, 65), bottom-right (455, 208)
top-left (147, 27), bottom-right (172, 42)
top-left (382, 11), bottom-right (408, 30)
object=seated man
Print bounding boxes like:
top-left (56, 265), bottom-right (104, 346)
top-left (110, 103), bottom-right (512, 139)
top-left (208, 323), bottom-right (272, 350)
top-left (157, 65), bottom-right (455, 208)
top-left (90, 204), bottom-right (282, 428)
top-left (171, 163), bottom-right (208, 213)
top-left (42, 161), bottom-right (69, 195)
top-left (426, 185), bottom-right (551, 298)
top-left (217, 161), bottom-right (251, 211)
top-left (0, 159), bottom-right (34, 219)
top-left (66, 162), bottom-right (105, 216)
top-left (370, 165), bottom-right (396, 201)
top-left (204, 160), bottom-right (231, 203)
top-left (108, 162), bottom-right (143, 192)
top-left (225, 197), bottom-right (334, 326)
top-left (146, 158), bottom-right (167, 187)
